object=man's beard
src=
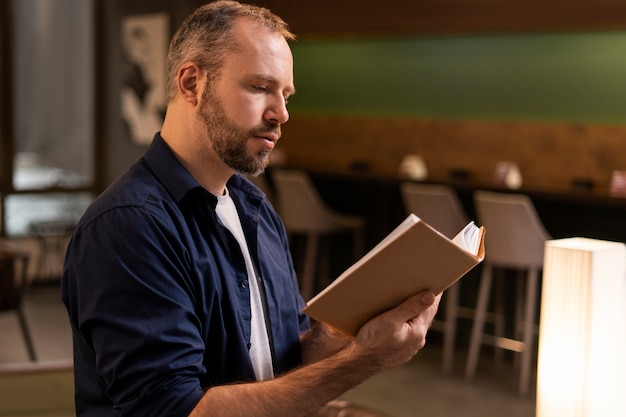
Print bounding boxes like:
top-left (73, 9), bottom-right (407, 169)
top-left (198, 87), bottom-right (280, 176)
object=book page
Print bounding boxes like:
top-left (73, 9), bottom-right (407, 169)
top-left (451, 221), bottom-right (481, 255)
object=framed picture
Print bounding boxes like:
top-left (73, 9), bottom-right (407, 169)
top-left (120, 12), bottom-right (169, 145)
top-left (95, 0), bottom-right (198, 184)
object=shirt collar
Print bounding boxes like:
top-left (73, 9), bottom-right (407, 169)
top-left (143, 132), bottom-right (203, 205)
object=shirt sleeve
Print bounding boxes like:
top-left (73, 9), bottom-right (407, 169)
top-left (65, 205), bottom-right (205, 416)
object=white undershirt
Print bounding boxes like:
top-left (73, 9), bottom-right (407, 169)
top-left (215, 189), bottom-right (274, 381)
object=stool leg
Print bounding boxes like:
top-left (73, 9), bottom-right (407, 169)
top-left (352, 227), bottom-right (364, 260)
top-left (300, 234), bottom-right (319, 301)
top-left (317, 236), bottom-right (331, 290)
top-left (513, 269), bottom-right (526, 370)
top-left (16, 254), bottom-right (36, 361)
top-left (17, 307), bottom-right (37, 361)
top-left (519, 267), bottom-right (539, 398)
top-left (493, 269), bottom-right (506, 365)
top-left (465, 264), bottom-right (493, 381)
top-left (442, 282), bottom-right (460, 375)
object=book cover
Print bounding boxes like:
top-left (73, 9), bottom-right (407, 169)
top-left (303, 214), bottom-right (486, 335)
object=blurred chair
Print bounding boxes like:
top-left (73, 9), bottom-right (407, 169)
top-left (465, 190), bottom-right (551, 397)
top-left (400, 183), bottom-right (468, 239)
top-left (399, 182), bottom-right (473, 375)
top-left (29, 219), bottom-right (75, 284)
top-left (0, 247), bottom-right (36, 361)
top-left (271, 169), bottom-right (364, 300)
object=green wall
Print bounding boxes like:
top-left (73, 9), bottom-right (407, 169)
top-left (289, 31), bottom-right (626, 124)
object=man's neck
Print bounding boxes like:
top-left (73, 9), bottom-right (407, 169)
top-left (160, 130), bottom-right (233, 196)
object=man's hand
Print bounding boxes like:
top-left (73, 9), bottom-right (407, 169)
top-left (349, 291), bottom-right (442, 373)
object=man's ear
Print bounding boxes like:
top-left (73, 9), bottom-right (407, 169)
top-left (177, 62), bottom-right (202, 105)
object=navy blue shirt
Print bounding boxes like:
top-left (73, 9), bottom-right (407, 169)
top-left (61, 133), bottom-right (310, 417)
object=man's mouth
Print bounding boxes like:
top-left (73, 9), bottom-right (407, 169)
top-left (254, 130), bottom-right (281, 148)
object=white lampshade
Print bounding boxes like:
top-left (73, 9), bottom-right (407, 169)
top-left (537, 238), bottom-right (626, 417)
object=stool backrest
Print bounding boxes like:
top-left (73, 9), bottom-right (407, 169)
top-left (400, 182), bottom-right (468, 239)
top-left (474, 190), bottom-right (551, 268)
top-left (271, 169), bottom-right (347, 233)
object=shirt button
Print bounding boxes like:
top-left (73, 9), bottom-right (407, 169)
top-left (240, 280), bottom-right (248, 289)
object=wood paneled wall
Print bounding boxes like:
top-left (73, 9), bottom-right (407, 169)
top-left (280, 115), bottom-right (626, 190)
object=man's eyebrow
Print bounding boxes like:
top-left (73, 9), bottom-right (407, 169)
top-left (285, 86), bottom-right (297, 96)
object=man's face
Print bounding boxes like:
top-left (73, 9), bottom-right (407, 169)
top-left (197, 17), bottom-right (295, 176)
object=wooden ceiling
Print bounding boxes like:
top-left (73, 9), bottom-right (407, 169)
top-left (254, 0), bottom-right (626, 38)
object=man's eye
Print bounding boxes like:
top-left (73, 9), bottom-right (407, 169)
top-left (253, 85), bottom-right (266, 92)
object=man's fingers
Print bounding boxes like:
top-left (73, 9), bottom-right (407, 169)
top-left (420, 292), bottom-right (436, 306)
top-left (388, 291), bottom-right (437, 324)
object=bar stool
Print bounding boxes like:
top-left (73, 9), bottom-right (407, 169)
top-left (29, 219), bottom-right (75, 284)
top-left (271, 168), bottom-right (365, 300)
top-left (0, 247), bottom-right (36, 361)
top-left (399, 182), bottom-right (473, 375)
top-left (465, 190), bottom-right (551, 397)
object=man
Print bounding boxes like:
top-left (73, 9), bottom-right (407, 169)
top-left (61, 2), bottom-right (441, 416)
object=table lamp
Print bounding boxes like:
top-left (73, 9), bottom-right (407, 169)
top-left (536, 238), bottom-right (626, 417)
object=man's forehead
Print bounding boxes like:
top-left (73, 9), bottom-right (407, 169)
top-left (231, 16), bottom-right (291, 52)
top-left (224, 18), bottom-right (294, 83)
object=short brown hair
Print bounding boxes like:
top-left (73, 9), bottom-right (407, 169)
top-left (166, 0), bottom-right (295, 101)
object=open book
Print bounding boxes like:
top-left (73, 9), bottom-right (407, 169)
top-left (303, 214), bottom-right (486, 335)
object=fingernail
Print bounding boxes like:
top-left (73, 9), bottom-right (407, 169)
top-left (421, 293), bottom-right (434, 304)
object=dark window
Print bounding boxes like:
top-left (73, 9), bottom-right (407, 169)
top-left (1, 0), bottom-right (95, 236)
